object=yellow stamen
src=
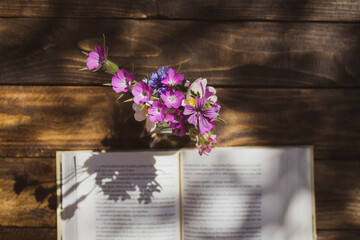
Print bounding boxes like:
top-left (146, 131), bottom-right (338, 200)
top-left (188, 98), bottom-right (195, 106)
top-left (144, 106), bottom-right (149, 114)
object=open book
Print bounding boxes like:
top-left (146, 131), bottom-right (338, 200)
top-left (57, 147), bottom-right (316, 240)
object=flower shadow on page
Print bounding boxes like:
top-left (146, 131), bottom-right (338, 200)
top-left (62, 153), bottom-right (161, 220)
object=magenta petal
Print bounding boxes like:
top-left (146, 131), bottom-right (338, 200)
top-left (147, 107), bottom-right (157, 116)
top-left (112, 76), bottom-right (125, 93)
top-left (198, 114), bottom-right (212, 134)
top-left (168, 69), bottom-right (175, 79)
top-left (131, 84), bottom-right (142, 95)
top-left (86, 52), bottom-right (100, 70)
top-left (175, 90), bottom-right (185, 100)
top-left (184, 105), bottom-right (196, 115)
top-left (174, 73), bottom-right (184, 85)
top-left (195, 97), bottom-right (206, 110)
top-left (116, 69), bottom-right (125, 79)
top-left (160, 90), bottom-right (172, 108)
top-left (187, 113), bottom-right (198, 126)
top-left (94, 46), bottom-right (106, 60)
top-left (202, 107), bottom-right (219, 119)
top-left (166, 113), bottom-right (175, 123)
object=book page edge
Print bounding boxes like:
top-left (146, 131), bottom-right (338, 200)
top-left (310, 146), bottom-right (317, 240)
top-left (56, 151), bottom-right (63, 240)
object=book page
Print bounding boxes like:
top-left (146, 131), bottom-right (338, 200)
top-left (60, 151), bottom-right (181, 240)
top-left (180, 147), bottom-right (314, 240)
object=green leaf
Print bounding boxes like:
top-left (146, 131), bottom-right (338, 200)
top-left (79, 67), bottom-right (88, 71)
top-left (81, 51), bottom-right (89, 56)
top-left (140, 104), bottom-right (146, 111)
top-left (92, 65), bottom-right (102, 72)
top-left (117, 94), bottom-right (124, 100)
top-left (215, 117), bottom-right (227, 124)
top-left (105, 61), bottom-right (119, 73)
top-left (105, 71), bottom-right (116, 76)
top-left (190, 90), bottom-right (200, 98)
top-left (177, 62), bottom-right (182, 73)
top-left (103, 33), bottom-right (106, 49)
top-left (103, 83), bottom-right (112, 86)
top-left (151, 96), bottom-right (160, 101)
top-left (124, 98), bottom-right (133, 103)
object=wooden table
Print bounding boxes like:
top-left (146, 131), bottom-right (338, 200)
top-left (0, 1), bottom-right (359, 239)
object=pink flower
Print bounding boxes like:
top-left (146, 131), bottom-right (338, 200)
top-left (160, 89), bottom-right (185, 109)
top-left (166, 109), bottom-right (188, 136)
top-left (86, 46), bottom-right (106, 70)
top-left (197, 144), bottom-right (212, 156)
top-left (166, 109), bottom-right (186, 129)
top-left (161, 69), bottom-right (184, 86)
top-left (172, 125), bottom-right (188, 136)
top-left (207, 134), bottom-right (218, 143)
top-left (184, 97), bottom-right (219, 135)
top-left (148, 101), bottom-right (167, 123)
top-left (132, 82), bottom-right (153, 104)
top-left (132, 103), bottom-right (156, 132)
top-left (111, 69), bottom-right (134, 93)
top-left (186, 78), bottom-right (217, 103)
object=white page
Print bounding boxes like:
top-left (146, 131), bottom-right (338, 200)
top-left (60, 151), bottom-right (181, 240)
top-left (180, 147), bottom-right (314, 240)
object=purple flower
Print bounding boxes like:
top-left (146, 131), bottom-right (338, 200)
top-left (183, 97), bottom-right (219, 135)
top-left (167, 109), bottom-right (188, 136)
top-left (111, 69), bottom-right (134, 93)
top-left (148, 72), bottom-right (161, 89)
top-left (148, 101), bottom-right (167, 123)
top-left (166, 109), bottom-right (186, 129)
top-left (197, 144), bottom-right (212, 156)
top-left (157, 66), bottom-right (171, 79)
top-left (186, 78), bottom-right (217, 103)
top-left (131, 82), bottom-right (153, 104)
top-left (173, 125), bottom-right (188, 136)
top-left (157, 87), bottom-right (168, 95)
top-left (160, 89), bottom-right (184, 109)
top-left (145, 66), bottom-right (172, 90)
top-left (86, 46), bottom-right (106, 70)
top-left (161, 69), bottom-right (184, 86)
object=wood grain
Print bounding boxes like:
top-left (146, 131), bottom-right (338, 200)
top-left (315, 161), bottom-right (360, 229)
top-left (1, 0), bottom-right (360, 22)
top-left (157, 0), bottom-right (360, 22)
top-left (0, 157), bottom-right (359, 229)
top-left (0, 86), bottom-right (359, 159)
top-left (0, 227), bottom-right (56, 240)
top-left (0, 158), bottom-right (56, 227)
top-left (317, 230), bottom-right (360, 240)
top-left (1, 19), bottom-right (360, 87)
top-left (0, 0), bottom-right (155, 18)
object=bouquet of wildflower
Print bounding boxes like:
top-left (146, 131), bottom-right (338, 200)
top-left (82, 41), bottom-right (225, 155)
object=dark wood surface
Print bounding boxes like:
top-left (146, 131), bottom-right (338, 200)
top-left (0, 1), bottom-right (359, 239)
top-left (1, 19), bottom-right (360, 87)
top-left (1, 0), bottom-right (360, 21)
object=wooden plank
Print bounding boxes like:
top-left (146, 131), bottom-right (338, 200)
top-left (157, 0), bottom-right (360, 22)
top-left (0, 227), bottom-right (56, 240)
top-left (1, 19), bottom-right (360, 87)
top-left (1, 228), bottom-right (359, 240)
top-left (0, 158), bottom-right (56, 227)
top-left (0, 0), bottom-right (155, 18)
top-left (1, 0), bottom-right (360, 22)
top-left (315, 161), bottom-right (360, 229)
top-left (317, 230), bottom-right (360, 240)
top-left (0, 86), bottom-right (359, 159)
top-left (0, 157), bottom-right (359, 229)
